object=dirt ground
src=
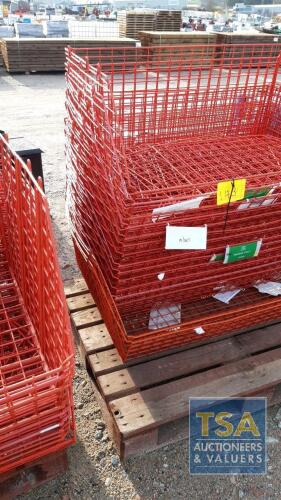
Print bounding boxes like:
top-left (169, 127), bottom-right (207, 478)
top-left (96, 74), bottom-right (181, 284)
top-left (1, 69), bottom-right (281, 500)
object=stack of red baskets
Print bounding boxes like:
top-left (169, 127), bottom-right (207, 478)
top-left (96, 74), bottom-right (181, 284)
top-left (65, 43), bottom-right (281, 360)
top-left (0, 135), bottom-right (75, 474)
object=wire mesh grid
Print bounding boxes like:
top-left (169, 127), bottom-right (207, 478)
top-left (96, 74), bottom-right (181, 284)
top-left (67, 44), bottom-right (281, 136)
top-left (66, 44), bottom-right (281, 359)
top-left (127, 135), bottom-right (281, 196)
top-left (0, 248), bottom-right (45, 388)
top-left (0, 135), bottom-right (75, 474)
top-left (74, 238), bottom-right (281, 360)
top-left (68, 20), bottom-right (120, 39)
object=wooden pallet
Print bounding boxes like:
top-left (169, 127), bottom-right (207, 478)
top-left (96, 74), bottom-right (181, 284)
top-left (154, 11), bottom-right (182, 32)
top-left (118, 10), bottom-right (182, 39)
top-left (0, 450), bottom-right (68, 500)
top-left (66, 276), bottom-right (281, 459)
top-left (117, 12), bottom-right (155, 39)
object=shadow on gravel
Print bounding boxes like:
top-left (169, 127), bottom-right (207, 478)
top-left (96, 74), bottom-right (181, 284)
top-left (18, 438), bottom-right (109, 500)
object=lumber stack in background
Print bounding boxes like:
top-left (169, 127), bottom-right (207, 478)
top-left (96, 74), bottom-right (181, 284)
top-left (138, 31), bottom-right (217, 68)
top-left (139, 30), bottom-right (216, 46)
top-left (153, 10), bottom-right (182, 32)
top-left (216, 32), bottom-right (281, 61)
top-left (117, 11), bottom-right (155, 39)
top-left (0, 37), bottom-right (137, 73)
top-left (118, 10), bottom-right (182, 39)
top-left (216, 31), bottom-right (281, 45)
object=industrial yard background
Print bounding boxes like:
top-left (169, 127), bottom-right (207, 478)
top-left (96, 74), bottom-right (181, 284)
top-left (1, 68), bottom-right (281, 499)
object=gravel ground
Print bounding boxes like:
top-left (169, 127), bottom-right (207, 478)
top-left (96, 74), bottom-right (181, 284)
top-left (1, 69), bottom-right (281, 500)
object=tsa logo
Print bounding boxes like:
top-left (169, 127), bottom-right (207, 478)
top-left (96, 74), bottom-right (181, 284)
top-left (189, 398), bottom-right (266, 474)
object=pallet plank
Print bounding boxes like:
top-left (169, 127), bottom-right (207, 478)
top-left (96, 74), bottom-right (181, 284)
top-left (89, 348), bottom-right (124, 376)
top-left (95, 323), bottom-right (281, 401)
top-left (109, 348), bottom-right (281, 437)
top-left (96, 336), bottom-right (244, 400)
top-left (64, 277), bottom-right (88, 297)
top-left (235, 323), bottom-right (281, 352)
top-left (79, 324), bottom-right (114, 356)
top-left (71, 306), bottom-right (102, 328)
top-left (67, 292), bottom-right (95, 312)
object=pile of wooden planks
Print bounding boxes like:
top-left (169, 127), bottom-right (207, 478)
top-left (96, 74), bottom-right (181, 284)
top-left (118, 10), bottom-right (182, 39)
top-left (216, 31), bottom-right (281, 45)
top-left (0, 37), bottom-right (137, 73)
top-left (216, 31), bottom-right (281, 61)
top-left (138, 31), bottom-right (217, 68)
top-left (117, 11), bottom-right (155, 39)
top-left (66, 276), bottom-right (281, 458)
top-left (154, 10), bottom-right (182, 32)
top-left (139, 30), bottom-right (216, 46)
top-left (138, 31), bottom-right (281, 68)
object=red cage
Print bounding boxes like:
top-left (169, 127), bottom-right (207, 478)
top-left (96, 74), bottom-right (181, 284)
top-left (0, 135), bottom-right (75, 474)
top-left (66, 44), bottom-right (281, 359)
top-left (74, 236), bottom-right (281, 359)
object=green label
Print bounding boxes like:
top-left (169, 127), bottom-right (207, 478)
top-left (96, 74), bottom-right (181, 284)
top-left (211, 253), bottom-right (224, 262)
top-left (244, 187), bottom-right (271, 200)
top-left (224, 240), bottom-right (262, 264)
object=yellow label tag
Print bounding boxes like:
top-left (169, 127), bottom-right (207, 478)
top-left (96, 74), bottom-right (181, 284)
top-left (217, 179), bottom-right (246, 206)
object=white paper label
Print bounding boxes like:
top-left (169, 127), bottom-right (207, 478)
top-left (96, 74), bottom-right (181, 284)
top-left (254, 281), bottom-right (281, 296)
top-left (157, 272), bottom-right (165, 280)
top-left (194, 326), bottom-right (205, 335)
top-left (148, 304), bottom-right (181, 330)
top-left (213, 289), bottom-right (241, 304)
top-left (165, 225), bottom-right (207, 250)
top-left (152, 195), bottom-right (209, 222)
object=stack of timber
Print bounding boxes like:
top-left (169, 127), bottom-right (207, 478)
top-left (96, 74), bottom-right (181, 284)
top-left (0, 26), bottom-right (14, 67)
top-left (216, 31), bottom-right (281, 61)
top-left (117, 11), bottom-right (155, 39)
top-left (153, 10), bottom-right (182, 32)
top-left (216, 31), bottom-right (281, 45)
top-left (1, 37), bottom-right (137, 73)
top-left (139, 30), bottom-right (216, 46)
top-left (138, 31), bottom-right (217, 68)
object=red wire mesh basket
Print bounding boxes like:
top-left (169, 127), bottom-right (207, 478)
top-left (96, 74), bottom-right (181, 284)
top-left (73, 235), bottom-right (281, 360)
top-left (66, 44), bottom-right (281, 359)
top-left (0, 135), bottom-right (75, 474)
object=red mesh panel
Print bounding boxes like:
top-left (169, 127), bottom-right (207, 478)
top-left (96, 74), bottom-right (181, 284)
top-left (66, 44), bottom-right (281, 360)
top-left (0, 135), bottom-right (75, 474)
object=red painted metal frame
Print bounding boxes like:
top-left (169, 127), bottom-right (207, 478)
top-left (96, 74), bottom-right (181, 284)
top-left (0, 135), bottom-right (75, 474)
top-left (74, 236), bottom-right (281, 360)
top-left (66, 44), bottom-right (281, 359)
